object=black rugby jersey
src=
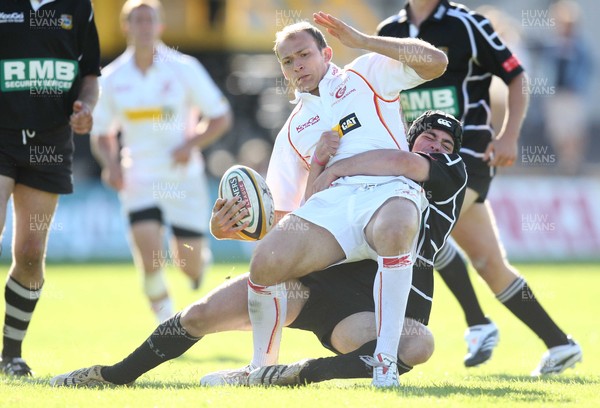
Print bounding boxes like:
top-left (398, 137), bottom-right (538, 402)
top-left (406, 151), bottom-right (466, 303)
top-left (416, 152), bottom-right (466, 268)
top-left (377, 0), bottom-right (524, 154)
top-left (0, 0), bottom-right (100, 132)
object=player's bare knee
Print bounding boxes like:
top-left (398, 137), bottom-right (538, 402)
top-left (374, 218), bottom-right (418, 255)
top-left (13, 241), bottom-right (46, 271)
top-left (249, 252), bottom-right (276, 285)
top-left (180, 302), bottom-right (213, 337)
top-left (398, 321), bottom-right (435, 366)
top-left (249, 248), bottom-right (292, 285)
top-left (472, 254), bottom-right (508, 282)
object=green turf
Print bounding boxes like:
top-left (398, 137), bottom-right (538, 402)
top-left (0, 262), bottom-right (598, 407)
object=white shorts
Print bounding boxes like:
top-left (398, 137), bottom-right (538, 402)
top-left (120, 174), bottom-right (210, 234)
top-left (293, 177), bottom-right (427, 263)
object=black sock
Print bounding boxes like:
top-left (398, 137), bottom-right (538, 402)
top-left (101, 312), bottom-right (201, 384)
top-left (299, 341), bottom-right (376, 384)
top-left (397, 358), bottom-right (413, 376)
top-left (435, 242), bottom-right (489, 327)
top-left (497, 277), bottom-right (568, 349)
top-left (298, 340), bottom-right (413, 384)
top-left (2, 277), bottom-right (42, 358)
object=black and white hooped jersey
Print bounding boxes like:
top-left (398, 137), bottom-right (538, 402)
top-left (0, 0), bottom-right (101, 132)
top-left (377, 0), bottom-right (524, 155)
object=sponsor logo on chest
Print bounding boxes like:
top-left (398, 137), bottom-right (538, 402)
top-left (0, 12), bottom-right (25, 23)
top-left (330, 77), bottom-right (357, 105)
top-left (336, 113), bottom-right (362, 136)
top-left (400, 86), bottom-right (459, 122)
top-left (296, 114), bottom-right (320, 133)
top-left (0, 58), bottom-right (78, 92)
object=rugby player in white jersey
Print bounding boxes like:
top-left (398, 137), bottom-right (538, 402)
top-left (91, 0), bottom-right (232, 322)
top-left (207, 13), bottom-right (447, 387)
top-left (49, 111), bottom-right (466, 388)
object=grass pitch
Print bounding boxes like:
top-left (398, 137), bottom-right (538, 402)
top-left (0, 262), bottom-right (598, 407)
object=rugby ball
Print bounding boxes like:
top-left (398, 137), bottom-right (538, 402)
top-left (218, 165), bottom-right (275, 241)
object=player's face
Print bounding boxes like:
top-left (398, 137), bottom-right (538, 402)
top-left (125, 5), bottom-right (163, 49)
top-left (277, 31), bottom-right (332, 95)
top-left (413, 129), bottom-right (455, 154)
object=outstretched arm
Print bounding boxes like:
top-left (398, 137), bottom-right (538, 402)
top-left (310, 149), bottom-right (430, 195)
top-left (313, 12), bottom-right (447, 80)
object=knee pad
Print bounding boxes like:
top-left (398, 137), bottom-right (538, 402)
top-left (143, 269), bottom-right (168, 299)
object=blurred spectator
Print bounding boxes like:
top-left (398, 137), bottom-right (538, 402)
top-left (541, 0), bottom-right (593, 175)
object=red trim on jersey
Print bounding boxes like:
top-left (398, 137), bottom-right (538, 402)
top-left (287, 101), bottom-right (310, 171)
top-left (347, 69), bottom-right (399, 103)
top-left (266, 297), bottom-right (280, 354)
top-left (377, 271), bottom-right (383, 338)
top-left (374, 96), bottom-right (401, 149)
top-left (348, 69), bottom-right (402, 149)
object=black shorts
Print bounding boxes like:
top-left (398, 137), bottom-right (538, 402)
top-left (461, 153), bottom-right (495, 203)
top-left (0, 125), bottom-right (74, 194)
top-left (288, 260), bottom-right (433, 353)
top-left (128, 207), bottom-right (204, 238)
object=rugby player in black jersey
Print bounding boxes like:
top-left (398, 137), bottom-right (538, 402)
top-left (0, 0), bottom-right (100, 377)
top-left (377, 0), bottom-right (581, 375)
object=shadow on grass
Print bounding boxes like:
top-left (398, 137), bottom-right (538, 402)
top-left (344, 382), bottom-right (554, 401)
top-left (6, 371), bottom-right (595, 396)
top-left (1, 375), bottom-right (197, 390)
top-left (477, 373), bottom-right (599, 385)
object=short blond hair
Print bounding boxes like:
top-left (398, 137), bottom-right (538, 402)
top-left (273, 22), bottom-right (328, 59)
top-left (120, 0), bottom-right (163, 24)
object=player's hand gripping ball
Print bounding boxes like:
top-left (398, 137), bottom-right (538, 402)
top-left (218, 165), bottom-right (275, 241)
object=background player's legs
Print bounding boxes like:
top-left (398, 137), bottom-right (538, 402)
top-left (435, 238), bottom-right (489, 327)
top-left (169, 233), bottom-right (210, 290)
top-left (130, 220), bottom-right (173, 323)
top-left (452, 200), bottom-right (571, 349)
top-left (435, 188), bottom-right (498, 367)
top-left (2, 183), bottom-right (57, 375)
top-left (0, 175), bottom-right (14, 255)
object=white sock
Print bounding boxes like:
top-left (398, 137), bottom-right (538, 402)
top-left (247, 279), bottom-right (287, 367)
top-left (151, 296), bottom-right (174, 323)
top-left (373, 254), bottom-right (414, 359)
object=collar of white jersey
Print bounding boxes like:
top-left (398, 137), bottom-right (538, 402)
top-left (122, 42), bottom-right (175, 65)
top-left (290, 63), bottom-right (342, 104)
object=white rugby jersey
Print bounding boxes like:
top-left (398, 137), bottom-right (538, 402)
top-left (267, 53), bottom-right (425, 212)
top-left (93, 44), bottom-right (229, 184)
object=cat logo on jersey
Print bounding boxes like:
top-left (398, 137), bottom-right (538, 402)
top-left (335, 113), bottom-right (361, 137)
